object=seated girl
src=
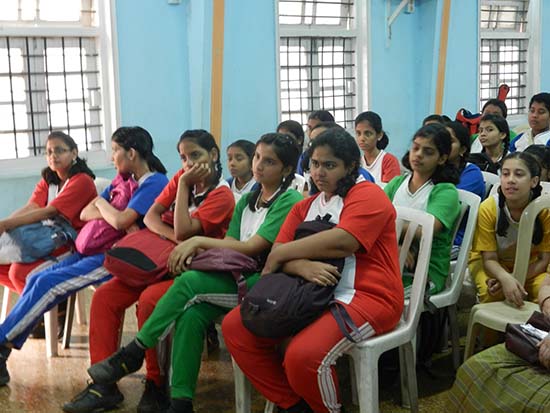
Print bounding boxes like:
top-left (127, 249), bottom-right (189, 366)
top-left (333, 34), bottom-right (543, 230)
top-left (0, 126), bottom-right (168, 387)
top-left (222, 128), bottom-right (403, 413)
top-left (354, 111), bottom-right (401, 183)
top-left (66, 133), bottom-right (302, 413)
top-left (384, 123), bottom-right (461, 295)
top-left (65, 129), bottom-right (235, 413)
top-left (226, 139), bottom-right (258, 202)
top-left (467, 114), bottom-right (510, 175)
top-left (469, 152), bottom-right (550, 307)
top-left (0, 131), bottom-right (97, 293)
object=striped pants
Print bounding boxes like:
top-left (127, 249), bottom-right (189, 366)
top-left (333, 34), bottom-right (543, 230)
top-left (135, 269), bottom-right (260, 399)
top-left (0, 252), bottom-right (110, 349)
top-left (222, 303), bottom-right (375, 413)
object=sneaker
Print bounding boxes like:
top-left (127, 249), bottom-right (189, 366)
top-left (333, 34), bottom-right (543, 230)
top-left (62, 382), bottom-right (123, 413)
top-left (137, 379), bottom-right (170, 413)
top-left (0, 345), bottom-right (11, 386)
top-left (88, 340), bottom-right (145, 384)
top-left (166, 398), bottom-right (194, 413)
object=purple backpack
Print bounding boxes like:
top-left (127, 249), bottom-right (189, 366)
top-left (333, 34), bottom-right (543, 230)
top-left (75, 174), bottom-right (138, 255)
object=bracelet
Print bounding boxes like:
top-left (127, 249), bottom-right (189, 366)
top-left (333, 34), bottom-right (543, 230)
top-left (540, 295), bottom-right (550, 311)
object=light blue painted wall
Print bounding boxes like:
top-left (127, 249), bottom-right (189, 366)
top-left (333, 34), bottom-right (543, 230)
top-left (540, 2), bottom-right (550, 91)
top-left (220, 0), bottom-right (279, 161)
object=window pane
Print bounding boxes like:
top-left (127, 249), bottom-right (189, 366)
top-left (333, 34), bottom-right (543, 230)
top-left (1, 0), bottom-right (20, 21)
top-left (279, 0), bottom-right (354, 27)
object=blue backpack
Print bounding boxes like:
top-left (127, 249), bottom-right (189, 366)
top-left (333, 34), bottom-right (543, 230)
top-left (3, 218), bottom-right (77, 263)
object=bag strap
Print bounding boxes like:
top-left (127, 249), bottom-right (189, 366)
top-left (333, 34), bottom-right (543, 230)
top-left (232, 272), bottom-right (247, 304)
top-left (330, 301), bottom-right (362, 343)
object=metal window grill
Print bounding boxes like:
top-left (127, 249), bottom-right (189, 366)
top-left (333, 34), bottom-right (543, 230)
top-left (279, 0), bottom-right (354, 27)
top-left (0, 36), bottom-right (103, 160)
top-left (479, 1), bottom-right (529, 114)
top-left (280, 36), bottom-right (356, 129)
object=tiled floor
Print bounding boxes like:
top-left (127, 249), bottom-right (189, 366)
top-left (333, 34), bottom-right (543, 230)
top-left (0, 289), bottom-right (455, 413)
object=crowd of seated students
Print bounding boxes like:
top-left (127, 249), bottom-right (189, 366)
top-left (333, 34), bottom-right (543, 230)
top-left (0, 91), bottom-right (549, 413)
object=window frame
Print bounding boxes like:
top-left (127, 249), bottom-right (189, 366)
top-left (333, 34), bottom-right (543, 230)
top-left (0, 0), bottom-right (119, 178)
top-left (275, 0), bottom-right (367, 130)
top-left (478, 0), bottom-right (541, 126)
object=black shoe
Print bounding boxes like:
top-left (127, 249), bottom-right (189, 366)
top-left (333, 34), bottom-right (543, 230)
top-left (137, 379), bottom-right (170, 413)
top-left (166, 398), bottom-right (194, 413)
top-left (88, 340), bottom-right (145, 384)
top-left (206, 323), bottom-right (220, 355)
top-left (62, 382), bottom-right (123, 413)
top-left (277, 399), bottom-right (313, 413)
top-left (0, 345), bottom-right (11, 386)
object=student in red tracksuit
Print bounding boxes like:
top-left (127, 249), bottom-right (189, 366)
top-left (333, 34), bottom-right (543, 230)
top-left (0, 131), bottom-right (96, 293)
top-left (66, 129), bottom-right (234, 413)
top-left (222, 128), bottom-right (403, 413)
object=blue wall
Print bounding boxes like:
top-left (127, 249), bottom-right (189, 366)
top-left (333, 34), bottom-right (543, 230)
top-left (0, 0), bottom-right (549, 217)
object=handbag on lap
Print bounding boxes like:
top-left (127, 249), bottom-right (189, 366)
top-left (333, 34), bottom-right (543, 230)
top-left (505, 311), bottom-right (550, 365)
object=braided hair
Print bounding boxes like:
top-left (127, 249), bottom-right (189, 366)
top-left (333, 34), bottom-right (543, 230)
top-left (307, 128), bottom-right (360, 198)
top-left (112, 126), bottom-right (167, 174)
top-left (248, 133), bottom-right (300, 211)
top-left (42, 131), bottom-right (95, 185)
top-left (496, 152), bottom-right (544, 244)
top-left (178, 129), bottom-right (222, 207)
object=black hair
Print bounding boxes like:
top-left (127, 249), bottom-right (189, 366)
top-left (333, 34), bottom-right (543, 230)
top-left (112, 126), bottom-right (167, 174)
top-left (248, 133), bottom-right (300, 211)
top-left (277, 120), bottom-right (305, 149)
top-left (401, 123), bottom-right (460, 185)
top-left (482, 99), bottom-right (508, 118)
top-left (227, 139), bottom-right (255, 162)
top-left (307, 128), bottom-right (360, 197)
top-left (524, 144), bottom-right (550, 171)
top-left (497, 152), bottom-right (543, 244)
top-left (354, 111), bottom-right (389, 150)
top-left (178, 129), bottom-right (222, 206)
top-left (311, 121), bottom-right (342, 132)
top-left (529, 92), bottom-right (550, 113)
top-left (308, 110), bottom-right (335, 122)
top-left (422, 114), bottom-right (445, 126)
top-left (479, 114), bottom-right (510, 158)
top-left (445, 121), bottom-right (471, 172)
top-left (302, 122), bottom-right (343, 173)
top-left (41, 131), bottom-right (95, 185)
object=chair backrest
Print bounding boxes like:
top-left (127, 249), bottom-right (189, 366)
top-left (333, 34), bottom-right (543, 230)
top-left (481, 171), bottom-right (499, 199)
top-left (290, 173), bottom-right (306, 193)
top-left (512, 196), bottom-right (550, 285)
top-left (431, 189), bottom-right (481, 306)
top-left (94, 177), bottom-right (112, 195)
top-left (395, 206), bottom-right (434, 332)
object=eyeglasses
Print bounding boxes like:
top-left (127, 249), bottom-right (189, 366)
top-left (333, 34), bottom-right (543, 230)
top-left (46, 147), bottom-right (71, 157)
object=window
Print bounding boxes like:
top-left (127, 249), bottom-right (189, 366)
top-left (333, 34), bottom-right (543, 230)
top-left (479, 0), bottom-right (539, 115)
top-left (0, 0), bottom-right (117, 170)
top-left (278, 0), bottom-right (362, 130)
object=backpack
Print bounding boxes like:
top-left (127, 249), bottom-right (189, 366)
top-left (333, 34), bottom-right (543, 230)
top-left (240, 214), bottom-right (350, 338)
top-left (75, 174), bottom-right (138, 255)
top-left (103, 228), bottom-right (176, 288)
top-left (0, 217), bottom-right (77, 264)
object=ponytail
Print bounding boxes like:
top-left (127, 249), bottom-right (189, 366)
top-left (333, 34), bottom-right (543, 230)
top-left (144, 152), bottom-right (167, 175)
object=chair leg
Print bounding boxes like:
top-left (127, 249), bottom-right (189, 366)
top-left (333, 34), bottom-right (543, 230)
top-left (464, 318), bottom-right (480, 362)
top-left (349, 354), bottom-right (358, 405)
top-left (232, 358), bottom-right (252, 413)
top-left (62, 294), bottom-right (76, 349)
top-left (1, 287), bottom-right (11, 323)
top-left (75, 290), bottom-right (87, 325)
top-left (400, 343), bottom-right (419, 413)
top-left (264, 401), bottom-right (275, 413)
top-left (447, 305), bottom-right (461, 369)
top-left (351, 348), bottom-right (379, 413)
top-left (44, 306), bottom-right (58, 357)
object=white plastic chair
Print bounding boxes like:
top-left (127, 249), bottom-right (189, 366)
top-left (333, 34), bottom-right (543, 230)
top-left (424, 189), bottom-right (480, 369)
top-left (463, 195), bottom-right (550, 360)
top-left (232, 206), bottom-right (434, 413)
top-left (290, 173), bottom-right (306, 193)
top-left (480, 171), bottom-right (499, 199)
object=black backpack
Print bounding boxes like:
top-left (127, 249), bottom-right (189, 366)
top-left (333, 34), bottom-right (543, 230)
top-left (241, 214), bottom-right (360, 341)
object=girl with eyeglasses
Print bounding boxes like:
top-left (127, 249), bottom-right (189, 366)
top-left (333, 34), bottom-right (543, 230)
top-left (0, 131), bottom-right (97, 294)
